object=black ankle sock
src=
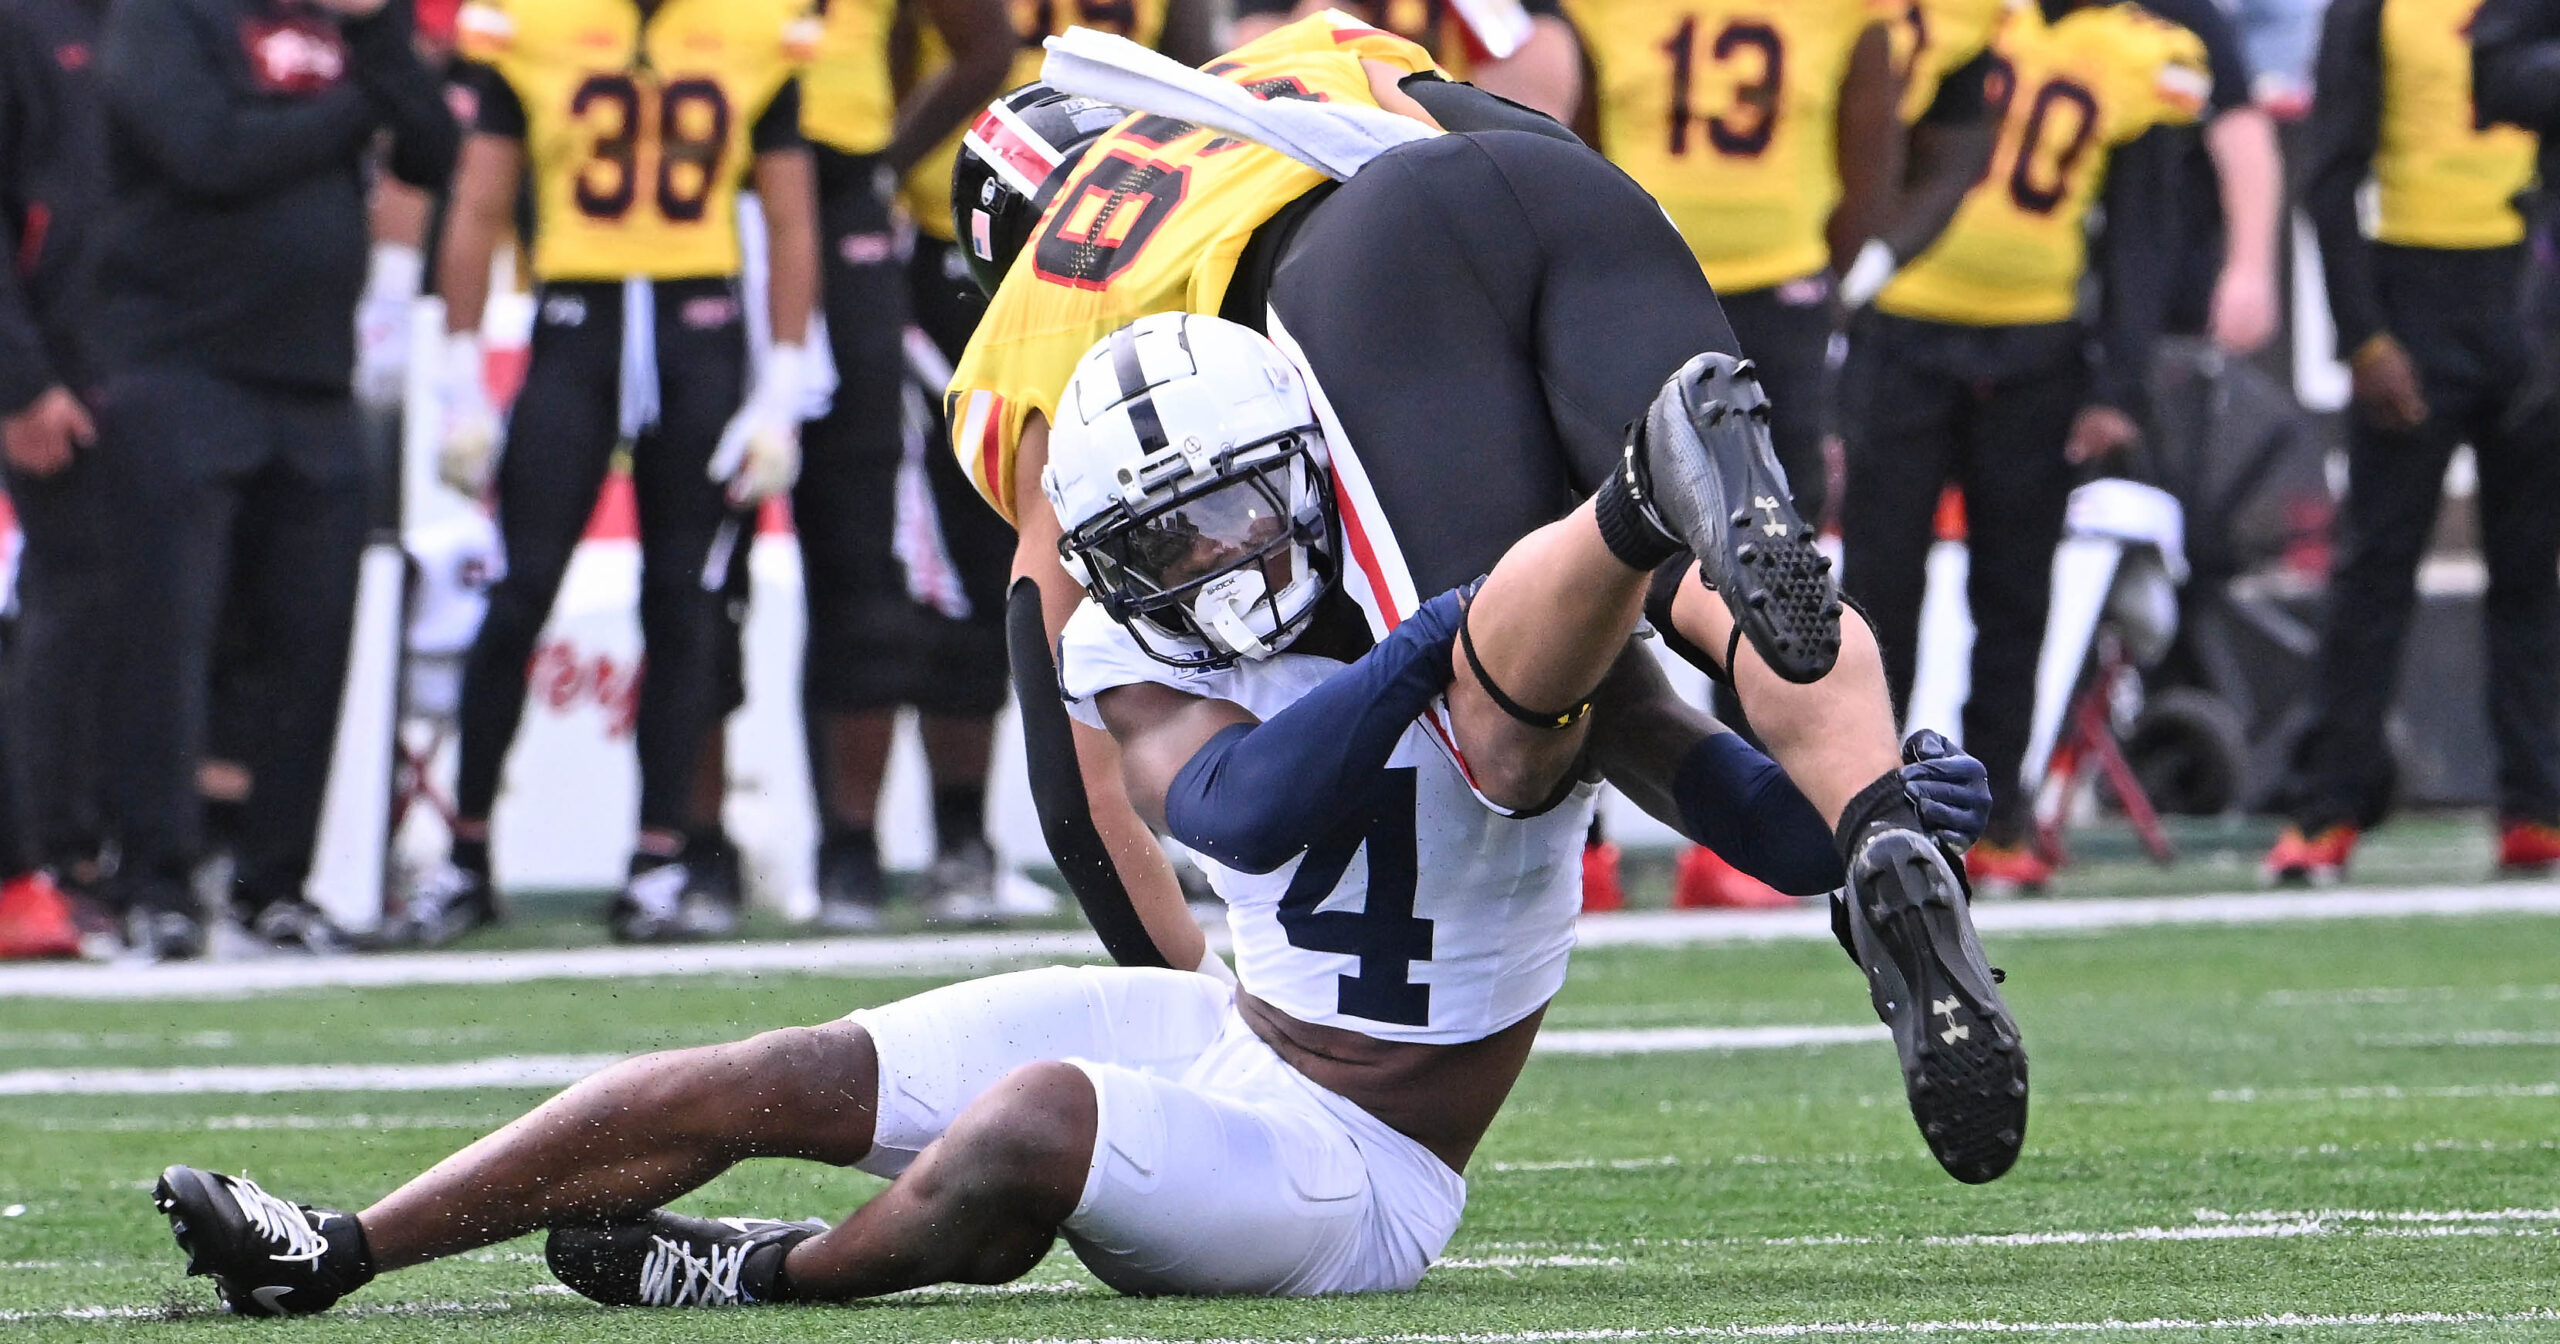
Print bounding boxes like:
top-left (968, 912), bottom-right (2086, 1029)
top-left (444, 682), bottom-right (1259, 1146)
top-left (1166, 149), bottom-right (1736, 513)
top-left (1833, 766), bottom-right (1924, 864)
top-left (825, 824), bottom-right (879, 864)
top-left (686, 826), bottom-right (734, 860)
top-left (742, 1237), bottom-right (798, 1303)
top-left (1593, 458), bottom-right (1682, 572)
top-left (450, 837), bottom-right (490, 878)
top-left (933, 784), bottom-right (986, 853)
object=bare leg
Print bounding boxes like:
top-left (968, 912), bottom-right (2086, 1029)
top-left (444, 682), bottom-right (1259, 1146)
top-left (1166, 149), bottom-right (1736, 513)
top-left (814, 709), bottom-right (897, 830)
top-left (780, 1061), bottom-right (1095, 1298)
top-left (1667, 571), bottom-right (1900, 827)
top-left (1446, 500), bottom-right (1652, 810)
top-left (357, 1022), bottom-right (880, 1270)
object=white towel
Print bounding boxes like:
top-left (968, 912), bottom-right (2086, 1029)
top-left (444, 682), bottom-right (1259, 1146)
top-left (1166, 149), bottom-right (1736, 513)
top-left (617, 276), bottom-right (658, 439)
top-left (1039, 27), bottom-right (1434, 183)
top-left (1445, 0), bottom-right (1534, 59)
top-left (892, 327), bottom-right (971, 621)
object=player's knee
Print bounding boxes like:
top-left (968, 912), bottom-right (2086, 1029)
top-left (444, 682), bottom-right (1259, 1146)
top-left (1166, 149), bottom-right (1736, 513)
top-left (930, 1061), bottom-right (1097, 1218)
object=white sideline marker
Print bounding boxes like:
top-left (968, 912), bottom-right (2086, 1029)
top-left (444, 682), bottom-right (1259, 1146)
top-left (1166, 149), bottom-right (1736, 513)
top-left (8, 884), bottom-right (2560, 1002)
top-left (0, 1027), bottom-right (1886, 1096)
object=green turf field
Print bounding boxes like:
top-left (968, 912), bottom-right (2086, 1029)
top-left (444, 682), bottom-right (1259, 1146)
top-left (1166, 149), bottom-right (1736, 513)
top-left (5, 908), bottom-right (2559, 1341)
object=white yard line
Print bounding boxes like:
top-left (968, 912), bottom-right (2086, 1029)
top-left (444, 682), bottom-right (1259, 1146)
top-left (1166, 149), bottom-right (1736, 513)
top-left (5, 1306), bottom-right (2554, 1335)
top-left (7, 885), bottom-right (2559, 1001)
top-left (0, 1026), bottom-right (1893, 1096)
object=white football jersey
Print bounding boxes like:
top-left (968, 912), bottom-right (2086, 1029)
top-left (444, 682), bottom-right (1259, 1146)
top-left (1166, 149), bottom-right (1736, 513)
top-left (1061, 601), bottom-right (1593, 1046)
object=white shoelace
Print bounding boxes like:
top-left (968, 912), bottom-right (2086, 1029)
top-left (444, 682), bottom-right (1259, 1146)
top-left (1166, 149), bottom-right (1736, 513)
top-left (637, 1233), bottom-right (750, 1307)
top-left (221, 1175), bottom-right (327, 1265)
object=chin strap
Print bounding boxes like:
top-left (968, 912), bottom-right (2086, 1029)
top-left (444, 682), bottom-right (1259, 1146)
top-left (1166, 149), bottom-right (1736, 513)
top-left (1195, 569), bottom-right (1273, 661)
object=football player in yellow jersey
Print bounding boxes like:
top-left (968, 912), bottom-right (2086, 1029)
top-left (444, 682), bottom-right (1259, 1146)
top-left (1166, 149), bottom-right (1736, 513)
top-left (946, 12), bottom-right (2031, 1178)
top-left (419, 0), bottom-right (823, 941)
top-left (1231, 0), bottom-right (1583, 119)
top-left (2266, 0), bottom-right (2560, 882)
top-left (790, 0), bottom-right (1018, 931)
top-left (1836, 0), bottom-right (2210, 893)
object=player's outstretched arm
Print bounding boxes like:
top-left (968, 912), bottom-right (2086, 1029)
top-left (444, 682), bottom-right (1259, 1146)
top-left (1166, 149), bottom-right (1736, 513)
top-left (1097, 589), bottom-right (1467, 875)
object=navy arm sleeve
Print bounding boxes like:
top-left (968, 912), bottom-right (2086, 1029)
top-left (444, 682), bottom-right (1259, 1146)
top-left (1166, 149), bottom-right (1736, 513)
top-left (99, 0), bottom-right (376, 203)
top-left (1165, 589), bottom-right (1464, 875)
top-left (343, 0), bottom-right (458, 190)
top-left (2299, 0), bottom-right (2387, 355)
top-left (1670, 734), bottom-right (1845, 896)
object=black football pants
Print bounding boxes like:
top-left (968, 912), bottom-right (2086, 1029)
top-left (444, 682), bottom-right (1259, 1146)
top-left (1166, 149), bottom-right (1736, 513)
top-left (1267, 130), bottom-right (1742, 598)
top-left (1838, 313), bottom-right (2085, 843)
top-left (791, 146), bottom-right (1009, 721)
top-left (6, 450), bottom-right (114, 875)
top-left (95, 366), bottom-right (367, 915)
top-left (454, 278), bottom-right (746, 837)
top-left (2289, 243), bottom-right (2560, 829)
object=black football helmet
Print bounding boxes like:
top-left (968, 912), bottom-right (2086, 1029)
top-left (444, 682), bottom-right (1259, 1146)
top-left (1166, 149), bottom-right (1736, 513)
top-left (951, 83), bottom-right (1130, 297)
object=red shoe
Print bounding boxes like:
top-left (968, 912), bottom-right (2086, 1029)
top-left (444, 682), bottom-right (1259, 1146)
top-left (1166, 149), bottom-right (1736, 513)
top-left (0, 872), bottom-right (82, 960)
top-left (1581, 840), bottom-right (1625, 913)
top-left (1672, 845), bottom-right (1795, 909)
top-left (1964, 841), bottom-right (2053, 897)
top-left (2497, 819), bottom-right (2560, 876)
top-left (2262, 824), bottom-right (2356, 886)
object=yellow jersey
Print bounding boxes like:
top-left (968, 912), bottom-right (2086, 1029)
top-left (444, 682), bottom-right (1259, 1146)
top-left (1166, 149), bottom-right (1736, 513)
top-left (902, 0), bottom-right (1176, 242)
top-left (457, 0), bottom-right (819, 282)
top-left (1877, 1), bottom-right (2208, 326)
top-left (1895, 0), bottom-right (2012, 121)
top-left (802, 0), bottom-right (898, 154)
top-left (1239, 0), bottom-right (1541, 78)
top-left (1567, 0), bottom-right (1902, 294)
top-left (947, 12), bottom-right (1440, 521)
top-left (2374, 0), bottom-right (2537, 248)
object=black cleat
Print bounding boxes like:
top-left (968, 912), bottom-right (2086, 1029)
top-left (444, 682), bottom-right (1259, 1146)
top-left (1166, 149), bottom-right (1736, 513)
top-left (547, 1210), bottom-right (824, 1308)
top-left (1840, 827), bottom-right (2028, 1184)
top-left (1624, 352), bottom-right (1841, 683)
top-left (153, 1165), bottom-right (373, 1316)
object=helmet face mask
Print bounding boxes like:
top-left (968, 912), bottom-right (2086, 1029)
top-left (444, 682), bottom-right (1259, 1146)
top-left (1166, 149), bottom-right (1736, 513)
top-left (1061, 433), bottom-right (1336, 667)
top-left (1044, 315), bottom-right (1340, 670)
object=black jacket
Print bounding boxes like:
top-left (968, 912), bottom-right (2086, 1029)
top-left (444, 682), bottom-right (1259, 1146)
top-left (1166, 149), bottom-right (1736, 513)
top-left (91, 0), bottom-right (455, 393)
top-left (2473, 0), bottom-right (2560, 186)
top-left (0, 0), bottom-right (105, 417)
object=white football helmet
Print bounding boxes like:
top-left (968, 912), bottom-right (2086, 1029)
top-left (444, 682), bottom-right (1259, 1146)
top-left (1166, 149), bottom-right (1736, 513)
top-left (1044, 312), bottom-right (1335, 667)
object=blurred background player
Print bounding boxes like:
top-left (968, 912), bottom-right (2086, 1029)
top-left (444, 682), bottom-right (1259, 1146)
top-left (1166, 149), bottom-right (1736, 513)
top-left (1837, 0), bottom-right (2210, 895)
top-left (416, 0), bottom-right (820, 943)
top-left (799, 0), bottom-right (1218, 931)
top-left (2266, 0), bottom-right (2560, 883)
top-left (0, 0), bottom-right (110, 957)
top-left (788, 0), bottom-right (1017, 932)
top-left (1231, 0), bottom-right (1581, 121)
top-left (89, 0), bottom-right (455, 959)
top-left (2131, 0), bottom-right (2284, 360)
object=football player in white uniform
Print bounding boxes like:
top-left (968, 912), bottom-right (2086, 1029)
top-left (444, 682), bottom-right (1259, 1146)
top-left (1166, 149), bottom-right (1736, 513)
top-left (148, 314), bottom-right (2001, 1316)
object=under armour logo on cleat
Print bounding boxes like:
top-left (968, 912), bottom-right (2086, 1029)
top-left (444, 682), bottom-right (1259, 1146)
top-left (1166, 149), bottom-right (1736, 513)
top-left (1754, 496), bottom-right (1789, 537)
top-left (1932, 997), bottom-right (1970, 1044)
top-left (251, 1286), bottom-right (295, 1314)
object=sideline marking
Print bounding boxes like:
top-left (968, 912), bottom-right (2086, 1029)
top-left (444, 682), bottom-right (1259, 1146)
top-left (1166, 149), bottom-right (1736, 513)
top-left (5, 885), bottom-right (2557, 1002)
top-left (0, 1027), bottom-right (1887, 1096)
top-left (6, 1306), bottom-right (2558, 1334)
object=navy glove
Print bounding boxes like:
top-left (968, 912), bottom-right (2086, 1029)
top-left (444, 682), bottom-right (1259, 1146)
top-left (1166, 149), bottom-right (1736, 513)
top-left (1899, 729), bottom-right (1992, 855)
